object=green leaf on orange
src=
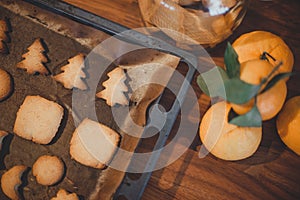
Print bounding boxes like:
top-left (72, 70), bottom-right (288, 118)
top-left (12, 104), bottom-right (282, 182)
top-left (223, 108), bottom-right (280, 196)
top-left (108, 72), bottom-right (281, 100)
top-left (261, 72), bottom-right (293, 94)
top-left (197, 66), bottom-right (228, 97)
top-left (219, 78), bottom-right (261, 104)
top-left (229, 104), bottom-right (262, 127)
top-left (224, 42), bottom-right (240, 79)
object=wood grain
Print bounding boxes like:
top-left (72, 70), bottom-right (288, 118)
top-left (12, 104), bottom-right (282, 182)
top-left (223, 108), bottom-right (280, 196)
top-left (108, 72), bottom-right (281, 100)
top-left (63, 0), bottom-right (300, 199)
top-left (63, 0), bottom-right (143, 28)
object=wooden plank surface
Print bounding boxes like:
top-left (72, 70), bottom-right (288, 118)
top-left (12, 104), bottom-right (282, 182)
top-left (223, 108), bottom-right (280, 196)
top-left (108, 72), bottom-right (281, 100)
top-left (63, 0), bottom-right (143, 28)
top-left (60, 0), bottom-right (300, 199)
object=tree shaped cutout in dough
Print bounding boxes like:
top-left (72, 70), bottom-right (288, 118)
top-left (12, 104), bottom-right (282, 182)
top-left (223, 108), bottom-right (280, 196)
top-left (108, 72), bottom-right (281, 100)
top-left (53, 53), bottom-right (87, 90)
top-left (17, 38), bottom-right (49, 75)
top-left (96, 67), bottom-right (129, 106)
top-left (0, 19), bottom-right (10, 54)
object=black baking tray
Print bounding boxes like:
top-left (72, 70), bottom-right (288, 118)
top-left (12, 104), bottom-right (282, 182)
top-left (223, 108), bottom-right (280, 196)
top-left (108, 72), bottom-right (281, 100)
top-left (22, 1), bottom-right (202, 199)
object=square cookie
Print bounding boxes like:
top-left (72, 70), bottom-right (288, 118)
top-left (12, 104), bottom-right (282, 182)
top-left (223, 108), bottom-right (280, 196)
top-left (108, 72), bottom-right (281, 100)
top-left (70, 118), bottom-right (120, 169)
top-left (13, 95), bottom-right (64, 144)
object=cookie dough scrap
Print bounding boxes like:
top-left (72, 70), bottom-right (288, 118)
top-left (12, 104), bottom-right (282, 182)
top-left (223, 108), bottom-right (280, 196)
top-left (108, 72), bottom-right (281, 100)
top-left (53, 53), bottom-right (88, 90)
top-left (0, 130), bottom-right (8, 151)
top-left (96, 67), bottom-right (129, 106)
top-left (51, 189), bottom-right (79, 200)
top-left (0, 18), bottom-right (10, 54)
top-left (0, 68), bottom-right (13, 101)
top-left (70, 118), bottom-right (120, 169)
top-left (17, 38), bottom-right (49, 75)
top-left (1, 165), bottom-right (28, 200)
top-left (13, 95), bottom-right (64, 144)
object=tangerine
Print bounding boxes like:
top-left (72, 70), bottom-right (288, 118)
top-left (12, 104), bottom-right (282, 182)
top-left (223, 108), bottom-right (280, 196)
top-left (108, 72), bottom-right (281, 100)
top-left (276, 96), bottom-right (300, 155)
top-left (231, 59), bottom-right (287, 121)
top-left (232, 31), bottom-right (294, 79)
top-left (199, 101), bottom-right (262, 161)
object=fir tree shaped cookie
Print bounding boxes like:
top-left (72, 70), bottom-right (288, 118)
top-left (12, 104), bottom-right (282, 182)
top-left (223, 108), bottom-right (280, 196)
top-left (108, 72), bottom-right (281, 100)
top-left (53, 53), bottom-right (87, 90)
top-left (17, 38), bottom-right (49, 75)
top-left (0, 19), bottom-right (10, 54)
top-left (96, 67), bottom-right (129, 106)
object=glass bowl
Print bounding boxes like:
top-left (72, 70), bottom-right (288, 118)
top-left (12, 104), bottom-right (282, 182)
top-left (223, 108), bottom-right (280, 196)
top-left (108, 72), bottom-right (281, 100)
top-left (138, 0), bottom-right (249, 48)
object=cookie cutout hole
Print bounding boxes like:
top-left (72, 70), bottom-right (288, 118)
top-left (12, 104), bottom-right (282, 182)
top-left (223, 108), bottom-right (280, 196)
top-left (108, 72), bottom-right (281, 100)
top-left (115, 195), bottom-right (128, 200)
top-left (136, 127), bottom-right (159, 154)
top-left (127, 172), bottom-right (142, 181)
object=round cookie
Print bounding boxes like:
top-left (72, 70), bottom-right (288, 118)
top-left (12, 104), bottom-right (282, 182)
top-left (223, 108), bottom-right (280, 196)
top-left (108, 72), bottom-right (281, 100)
top-left (0, 68), bottom-right (12, 101)
top-left (32, 155), bottom-right (65, 186)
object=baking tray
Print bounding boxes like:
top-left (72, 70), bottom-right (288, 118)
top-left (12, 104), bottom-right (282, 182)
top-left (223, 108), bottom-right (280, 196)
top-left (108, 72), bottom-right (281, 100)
top-left (24, 1), bottom-right (202, 199)
top-left (2, 0), bottom-right (206, 199)
top-left (0, 6), bottom-right (100, 200)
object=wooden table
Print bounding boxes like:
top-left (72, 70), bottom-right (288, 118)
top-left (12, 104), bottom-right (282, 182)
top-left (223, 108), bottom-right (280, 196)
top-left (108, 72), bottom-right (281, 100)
top-left (28, 0), bottom-right (300, 199)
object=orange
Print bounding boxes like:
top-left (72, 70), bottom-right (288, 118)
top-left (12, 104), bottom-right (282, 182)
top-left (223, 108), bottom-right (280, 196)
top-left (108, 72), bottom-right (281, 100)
top-left (199, 101), bottom-right (262, 161)
top-left (231, 59), bottom-right (287, 121)
top-left (232, 31), bottom-right (294, 78)
top-left (276, 96), bottom-right (300, 155)
top-left (238, 59), bottom-right (275, 86)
